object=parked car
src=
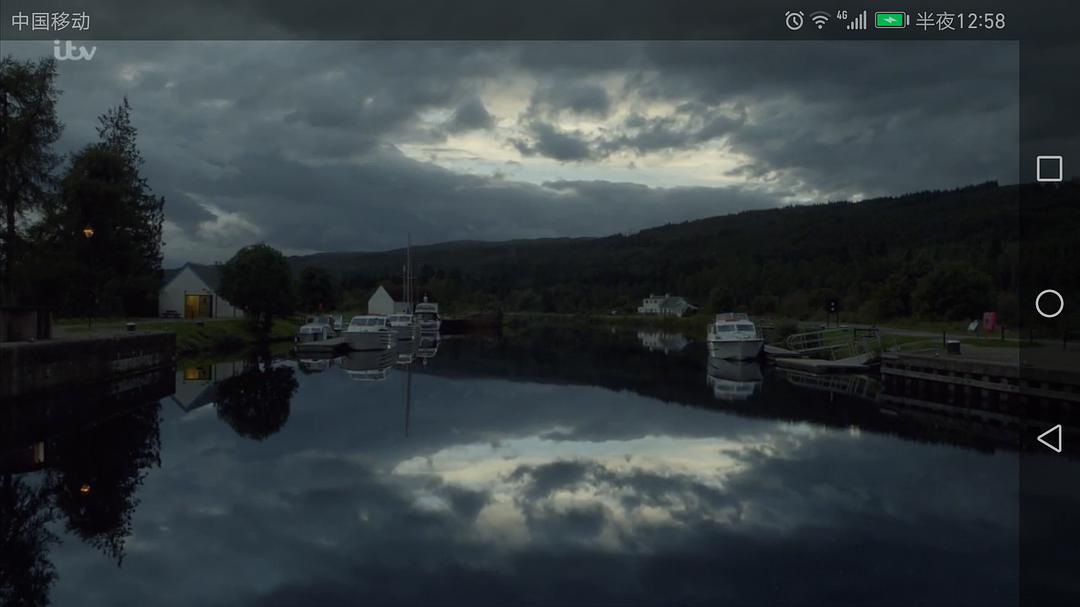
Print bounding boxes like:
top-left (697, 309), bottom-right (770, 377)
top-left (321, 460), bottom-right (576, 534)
top-left (161, 310), bottom-right (181, 319)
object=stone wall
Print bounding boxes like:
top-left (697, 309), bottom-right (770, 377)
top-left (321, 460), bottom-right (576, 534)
top-left (0, 332), bottom-right (176, 399)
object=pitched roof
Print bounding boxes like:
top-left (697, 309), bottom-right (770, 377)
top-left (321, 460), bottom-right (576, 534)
top-left (160, 267), bottom-right (182, 288)
top-left (160, 262), bottom-right (223, 291)
top-left (369, 283), bottom-right (404, 301)
top-left (188, 264), bottom-right (221, 290)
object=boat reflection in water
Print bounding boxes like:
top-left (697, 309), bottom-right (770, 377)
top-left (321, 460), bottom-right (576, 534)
top-left (297, 353), bottom-right (340, 374)
top-left (6, 326), bottom-right (1049, 607)
top-left (416, 334), bottom-right (439, 361)
top-left (706, 357), bottom-right (764, 401)
top-left (341, 348), bottom-right (397, 381)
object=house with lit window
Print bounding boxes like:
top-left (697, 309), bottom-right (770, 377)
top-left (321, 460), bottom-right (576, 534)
top-left (159, 263), bottom-right (243, 319)
top-left (637, 293), bottom-right (697, 317)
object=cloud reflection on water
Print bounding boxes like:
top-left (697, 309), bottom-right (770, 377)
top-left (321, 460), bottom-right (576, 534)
top-left (42, 355), bottom-right (1018, 607)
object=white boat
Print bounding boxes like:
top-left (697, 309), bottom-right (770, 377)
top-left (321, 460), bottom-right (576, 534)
top-left (344, 315), bottom-right (395, 351)
top-left (332, 314), bottom-right (344, 333)
top-left (414, 299), bottom-right (440, 333)
top-left (387, 313), bottom-right (417, 340)
top-left (706, 313), bottom-right (764, 360)
top-left (295, 315), bottom-right (334, 343)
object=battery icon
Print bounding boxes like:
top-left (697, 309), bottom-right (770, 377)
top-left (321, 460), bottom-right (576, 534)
top-left (874, 12), bottom-right (907, 28)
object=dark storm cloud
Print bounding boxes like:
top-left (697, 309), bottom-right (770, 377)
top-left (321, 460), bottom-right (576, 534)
top-left (512, 120), bottom-right (595, 162)
top-left (445, 98), bottom-right (495, 132)
top-left (529, 81), bottom-right (612, 117)
top-left (598, 107), bottom-right (747, 156)
top-left (5, 38), bottom-right (1022, 262)
top-left (193, 147), bottom-right (778, 254)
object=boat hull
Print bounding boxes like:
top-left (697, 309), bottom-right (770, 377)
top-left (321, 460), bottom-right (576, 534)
top-left (345, 330), bottom-right (394, 351)
top-left (707, 338), bottom-right (764, 361)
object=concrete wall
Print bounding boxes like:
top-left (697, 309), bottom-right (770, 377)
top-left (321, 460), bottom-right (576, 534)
top-left (1, 332), bottom-right (176, 399)
top-left (159, 266), bottom-right (241, 318)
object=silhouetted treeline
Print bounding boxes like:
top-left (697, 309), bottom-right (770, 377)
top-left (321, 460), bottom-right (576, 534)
top-left (293, 181), bottom-right (1078, 327)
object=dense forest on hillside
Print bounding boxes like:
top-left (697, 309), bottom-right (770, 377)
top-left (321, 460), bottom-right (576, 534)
top-left (291, 181), bottom-right (1079, 327)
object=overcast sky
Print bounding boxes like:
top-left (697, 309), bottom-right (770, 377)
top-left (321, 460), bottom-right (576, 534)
top-left (8, 41), bottom-right (1018, 266)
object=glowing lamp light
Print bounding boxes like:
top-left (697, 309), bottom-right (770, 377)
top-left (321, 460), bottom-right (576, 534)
top-left (82, 226), bottom-right (95, 238)
top-left (79, 483), bottom-right (91, 494)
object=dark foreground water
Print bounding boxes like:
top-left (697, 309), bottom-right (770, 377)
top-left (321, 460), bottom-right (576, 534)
top-left (3, 328), bottom-right (1021, 606)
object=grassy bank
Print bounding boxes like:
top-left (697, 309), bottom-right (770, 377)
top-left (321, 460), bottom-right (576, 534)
top-left (58, 317), bottom-right (302, 356)
top-left (504, 312), bottom-right (1041, 348)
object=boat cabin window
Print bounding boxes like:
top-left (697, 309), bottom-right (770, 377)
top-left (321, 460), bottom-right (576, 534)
top-left (736, 324), bottom-right (755, 332)
top-left (717, 325), bottom-right (736, 332)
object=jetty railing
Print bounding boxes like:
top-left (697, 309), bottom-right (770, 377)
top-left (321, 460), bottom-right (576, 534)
top-left (784, 327), bottom-right (882, 361)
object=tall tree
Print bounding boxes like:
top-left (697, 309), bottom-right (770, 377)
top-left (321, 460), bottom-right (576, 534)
top-left (33, 99), bottom-right (165, 315)
top-left (218, 243), bottom-right (294, 333)
top-left (297, 266), bottom-right (337, 312)
top-left (94, 98), bottom-right (165, 315)
top-left (0, 56), bottom-right (62, 306)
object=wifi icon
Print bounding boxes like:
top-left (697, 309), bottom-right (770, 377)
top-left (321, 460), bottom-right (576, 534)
top-left (810, 11), bottom-right (830, 29)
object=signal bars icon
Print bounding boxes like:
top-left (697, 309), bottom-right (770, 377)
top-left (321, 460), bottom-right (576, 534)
top-left (847, 10), bottom-right (868, 30)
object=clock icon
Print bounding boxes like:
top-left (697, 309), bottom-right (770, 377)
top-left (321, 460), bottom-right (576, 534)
top-left (785, 11), bottom-right (805, 31)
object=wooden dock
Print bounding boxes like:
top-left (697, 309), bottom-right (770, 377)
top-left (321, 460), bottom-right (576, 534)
top-left (775, 352), bottom-right (877, 373)
top-left (763, 344), bottom-right (804, 359)
top-left (881, 350), bottom-right (1080, 404)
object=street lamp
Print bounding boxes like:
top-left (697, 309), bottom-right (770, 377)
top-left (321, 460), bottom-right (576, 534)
top-left (83, 225), bottom-right (95, 329)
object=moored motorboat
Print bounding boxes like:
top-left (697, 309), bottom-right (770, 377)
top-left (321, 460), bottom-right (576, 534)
top-left (415, 299), bottom-right (441, 333)
top-left (387, 313), bottom-right (417, 340)
top-left (295, 315), bottom-right (333, 343)
top-left (706, 313), bottom-right (764, 360)
top-left (344, 315), bottom-right (395, 351)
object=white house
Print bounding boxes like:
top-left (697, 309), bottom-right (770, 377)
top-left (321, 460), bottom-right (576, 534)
top-left (367, 285), bottom-right (410, 315)
top-left (637, 294), bottom-right (697, 317)
top-left (159, 263), bottom-right (243, 319)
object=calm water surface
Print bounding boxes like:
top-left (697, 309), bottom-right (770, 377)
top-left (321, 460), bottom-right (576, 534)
top-left (6, 328), bottom-right (1020, 606)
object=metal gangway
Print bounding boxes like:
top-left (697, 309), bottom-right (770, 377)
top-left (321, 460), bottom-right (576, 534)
top-left (784, 327), bottom-right (882, 362)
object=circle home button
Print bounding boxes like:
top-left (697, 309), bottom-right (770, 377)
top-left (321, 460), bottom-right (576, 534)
top-left (1035, 289), bottom-right (1065, 319)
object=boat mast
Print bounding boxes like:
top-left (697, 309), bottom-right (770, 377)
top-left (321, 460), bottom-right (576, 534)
top-left (406, 233), bottom-right (413, 313)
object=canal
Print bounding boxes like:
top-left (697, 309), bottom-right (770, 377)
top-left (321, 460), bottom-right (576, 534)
top-left (3, 326), bottom-right (1024, 606)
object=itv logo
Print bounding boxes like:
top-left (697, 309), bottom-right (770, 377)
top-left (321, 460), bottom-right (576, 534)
top-left (53, 40), bottom-right (96, 61)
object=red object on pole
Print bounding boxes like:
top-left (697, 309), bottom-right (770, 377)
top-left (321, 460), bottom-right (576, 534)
top-left (982, 311), bottom-right (997, 333)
